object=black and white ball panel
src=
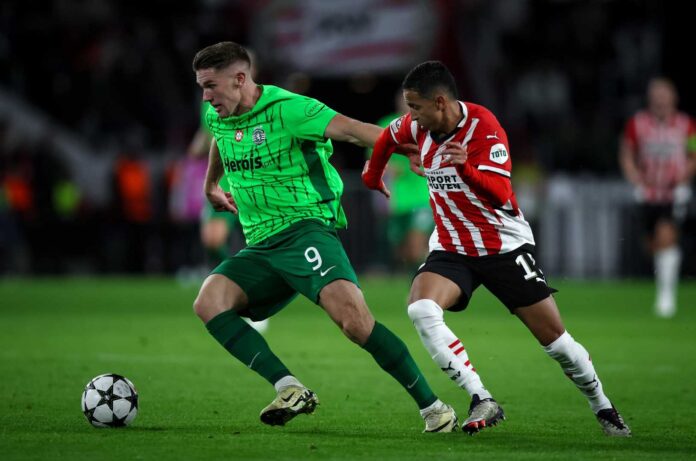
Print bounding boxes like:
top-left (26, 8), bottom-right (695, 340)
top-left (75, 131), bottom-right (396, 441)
top-left (81, 373), bottom-right (138, 428)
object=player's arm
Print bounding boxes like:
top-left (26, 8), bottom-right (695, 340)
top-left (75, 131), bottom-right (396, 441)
top-left (618, 118), bottom-right (643, 187)
top-left (680, 124), bottom-right (696, 183)
top-left (361, 127), bottom-right (400, 197)
top-left (187, 127), bottom-right (212, 158)
top-left (442, 142), bottom-right (512, 208)
top-left (618, 138), bottom-right (643, 187)
top-left (324, 114), bottom-right (382, 147)
top-left (203, 138), bottom-right (237, 214)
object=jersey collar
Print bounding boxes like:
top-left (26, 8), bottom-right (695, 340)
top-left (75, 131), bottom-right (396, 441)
top-left (430, 101), bottom-right (469, 144)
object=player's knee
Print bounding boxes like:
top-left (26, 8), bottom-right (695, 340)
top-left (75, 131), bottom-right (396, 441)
top-left (654, 221), bottom-right (677, 248)
top-left (407, 299), bottom-right (441, 323)
top-left (193, 291), bottom-right (225, 323)
top-left (192, 294), bottom-right (208, 321)
top-left (337, 301), bottom-right (373, 343)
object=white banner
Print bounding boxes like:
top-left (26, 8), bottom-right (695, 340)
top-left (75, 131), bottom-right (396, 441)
top-left (252, 0), bottom-right (437, 75)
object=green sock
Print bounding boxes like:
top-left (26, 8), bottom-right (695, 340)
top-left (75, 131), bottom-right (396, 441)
top-left (206, 310), bottom-right (290, 385)
top-left (362, 322), bottom-right (437, 409)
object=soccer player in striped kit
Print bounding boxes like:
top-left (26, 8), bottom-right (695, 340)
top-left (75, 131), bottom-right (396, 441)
top-left (619, 78), bottom-right (696, 318)
top-left (363, 61), bottom-right (631, 436)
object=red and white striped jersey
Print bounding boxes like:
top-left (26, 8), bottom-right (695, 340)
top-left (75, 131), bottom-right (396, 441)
top-left (623, 110), bottom-right (696, 203)
top-left (387, 101), bottom-right (534, 256)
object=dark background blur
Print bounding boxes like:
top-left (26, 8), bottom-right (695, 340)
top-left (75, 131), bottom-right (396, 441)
top-left (1, 0), bottom-right (694, 277)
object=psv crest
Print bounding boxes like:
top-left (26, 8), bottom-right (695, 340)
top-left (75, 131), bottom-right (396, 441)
top-left (252, 126), bottom-right (266, 145)
top-left (235, 130), bottom-right (243, 142)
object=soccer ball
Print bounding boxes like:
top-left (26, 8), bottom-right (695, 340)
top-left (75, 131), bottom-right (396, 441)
top-left (81, 373), bottom-right (138, 428)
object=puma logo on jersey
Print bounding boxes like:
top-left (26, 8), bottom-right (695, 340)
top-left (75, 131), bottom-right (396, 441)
top-left (486, 132), bottom-right (499, 140)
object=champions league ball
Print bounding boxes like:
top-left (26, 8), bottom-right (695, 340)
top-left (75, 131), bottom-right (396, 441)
top-left (81, 374), bottom-right (138, 428)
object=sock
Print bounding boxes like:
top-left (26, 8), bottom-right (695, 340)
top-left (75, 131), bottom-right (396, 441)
top-left (654, 246), bottom-right (681, 317)
top-left (362, 322), bottom-right (437, 409)
top-left (407, 299), bottom-right (491, 399)
top-left (273, 375), bottom-right (303, 392)
top-left (543, 331), bottom-right (611, 413)
top-left (419, 398), bottom-right (445, 417)
top-left (206, 310), bottom-right (290, 386)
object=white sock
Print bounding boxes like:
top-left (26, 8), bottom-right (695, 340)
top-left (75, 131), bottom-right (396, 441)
top-left (654, 246), bottom-right (681, 317)
top-left (407, 299), bottom-right (491, 399)
top-left (543, 331), bottom-right (611, 413)
top-left (245, 318), bottom-right (270, 333)
top-left (274, 375), bottom-right (303, 392)
top-left (419, 398), bottom-right (445, 417)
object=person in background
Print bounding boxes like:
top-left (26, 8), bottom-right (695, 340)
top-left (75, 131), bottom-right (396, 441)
top-left (619, 77), bottom-right (696, 318)
top-left (368, 92), bottom-right (433, 272)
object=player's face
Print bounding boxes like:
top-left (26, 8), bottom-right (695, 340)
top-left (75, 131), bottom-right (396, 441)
top-left (648, 81), bottom-right (677, 119)
top-left (196, 64), bottom-right (247, 117)
top-left (403, 89), bottom-right (444, 132)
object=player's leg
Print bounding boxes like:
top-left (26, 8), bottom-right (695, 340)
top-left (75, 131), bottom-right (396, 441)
top-left (652, 217), bottom-right (680, 318)
top-left (201, 208), bottom-right (269, 332)
top-left (481, 245), bottom-right (629, 435)
top-left (192, 254), bottom-right (315, 426)
top-left (318, 279), bottom-right (457, 432)
top-left (514, 296), bottom-right (631, 436)
top-left (409, 272), bottom-right (491, 399)
top-left (200, 209), bottom-right (230, 267)
top-left (277, 220), bottom-right (457, 432)
top-left (408, 256), bottom-right (502, 434)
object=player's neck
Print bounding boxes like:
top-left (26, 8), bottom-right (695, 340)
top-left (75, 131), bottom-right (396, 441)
top-left (435, 101), bottom-right (464, 135)
top-left (234, 83), bottom-right (262, 116)
top-left (652, 109), bottom-right (675, 123)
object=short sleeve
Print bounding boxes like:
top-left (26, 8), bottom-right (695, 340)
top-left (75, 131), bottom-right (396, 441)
top-left (623, 116), bottom-right (638, 148)
top-left (282, 95), bottom-right (338, 141)
top-left (466, 117), bottom-right (511, 178)
top-left (388, 113), bottom-right (417, 144)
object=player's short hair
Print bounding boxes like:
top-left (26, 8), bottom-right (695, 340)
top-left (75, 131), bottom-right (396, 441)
top-left (402, 61), bottom-right (458, 99)
top-left (192, 42), bottom-right (251, 71)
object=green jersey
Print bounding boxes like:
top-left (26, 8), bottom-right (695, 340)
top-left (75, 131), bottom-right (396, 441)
top-left (204, 85), bottom-right (345, 244)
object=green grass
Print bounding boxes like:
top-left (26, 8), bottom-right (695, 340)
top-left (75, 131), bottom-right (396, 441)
top-left (1, 277), bottom-right (695, 460)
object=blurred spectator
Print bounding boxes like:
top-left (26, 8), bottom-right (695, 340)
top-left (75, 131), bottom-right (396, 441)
top-left (111, 150), bottom-right (155, 272)
top-left (367, 91), bottom-right (433, 272)
top-left (619, 78), bottom-right (696, 317)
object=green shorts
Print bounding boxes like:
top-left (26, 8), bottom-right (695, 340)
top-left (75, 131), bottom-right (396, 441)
top-left (211, 219), bottom-right (359, 321)
top-left (388, 207), bottom-right (434, 246)
top-left (201, 200), bottom-right (240, 230)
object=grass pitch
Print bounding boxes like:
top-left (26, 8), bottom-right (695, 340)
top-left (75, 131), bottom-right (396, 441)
top-left (1, 277), bottom-right (695, 460)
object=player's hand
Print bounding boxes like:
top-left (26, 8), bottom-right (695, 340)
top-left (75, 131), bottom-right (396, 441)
top-left (206, 185), bottom-right (238, 214)
top-left (362, 161), bottom-right (391, 198)
top-left (442, 142), bottom-right (468, 165)
top-left (393, 143), bottom-right (425, 177)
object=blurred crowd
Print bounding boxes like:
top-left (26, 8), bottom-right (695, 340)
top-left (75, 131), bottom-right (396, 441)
top-left (0, 0), bottom-right (693, 275)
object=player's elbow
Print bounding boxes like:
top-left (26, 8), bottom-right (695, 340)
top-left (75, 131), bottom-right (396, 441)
top-left (488, 183), bottom-right (512, 208)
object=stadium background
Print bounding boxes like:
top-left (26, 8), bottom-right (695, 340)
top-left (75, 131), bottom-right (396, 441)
top-left (1, 0), bottom-right (694, 278)
top-left (2, 2), bottom-right (696, 460)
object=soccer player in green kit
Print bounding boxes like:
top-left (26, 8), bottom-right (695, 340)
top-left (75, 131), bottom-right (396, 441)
top-left (191, 42), bottom-right (457, 432)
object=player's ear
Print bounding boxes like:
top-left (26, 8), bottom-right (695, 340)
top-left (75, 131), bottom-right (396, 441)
top-left (235, 71), bottom-right (246, 87)
top-left (435, 94), bottom-right (447, 110)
